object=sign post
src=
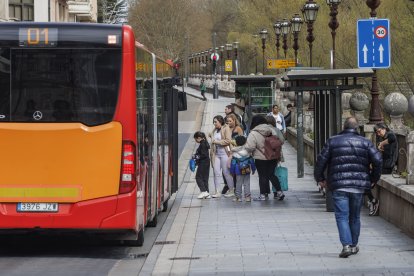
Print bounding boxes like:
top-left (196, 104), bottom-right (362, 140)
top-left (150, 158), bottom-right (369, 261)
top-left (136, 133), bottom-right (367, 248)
top-left (357, 19), bottom-right (391, 69)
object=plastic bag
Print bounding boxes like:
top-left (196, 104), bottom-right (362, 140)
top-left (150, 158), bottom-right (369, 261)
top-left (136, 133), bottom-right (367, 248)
top-left (189, 159), bottom-right (197, 172)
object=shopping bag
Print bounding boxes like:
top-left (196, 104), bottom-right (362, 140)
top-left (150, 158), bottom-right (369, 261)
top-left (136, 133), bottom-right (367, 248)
top-left (275, 165), bottom-right (288, 191)
top-left (189, 159), bottom-right (196, 172)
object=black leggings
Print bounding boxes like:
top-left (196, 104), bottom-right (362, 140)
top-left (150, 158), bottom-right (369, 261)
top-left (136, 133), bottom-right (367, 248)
top-left (196, 160), bottom-right (210, 192)
top-left (254, 159), bottom-right (281, 195)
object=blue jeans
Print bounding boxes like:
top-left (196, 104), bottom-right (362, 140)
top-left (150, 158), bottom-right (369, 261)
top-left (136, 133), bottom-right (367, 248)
top-left (332, 190), bottom-right (364, 246)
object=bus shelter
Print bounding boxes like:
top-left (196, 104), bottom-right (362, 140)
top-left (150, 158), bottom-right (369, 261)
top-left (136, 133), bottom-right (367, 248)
top-left (231, 75), bottom-right (276, 133)
top-left (282, 69), bottom-right (374, 211)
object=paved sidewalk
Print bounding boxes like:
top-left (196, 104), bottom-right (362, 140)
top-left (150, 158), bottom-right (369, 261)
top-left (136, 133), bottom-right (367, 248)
top-left (141, 87), bottom-right (414, 275)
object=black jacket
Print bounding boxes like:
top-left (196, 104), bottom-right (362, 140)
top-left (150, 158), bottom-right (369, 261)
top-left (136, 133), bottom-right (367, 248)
top-left (194, 140), bottom-right (210, 164)
top-left (314, 128), bottom-right (382, 191)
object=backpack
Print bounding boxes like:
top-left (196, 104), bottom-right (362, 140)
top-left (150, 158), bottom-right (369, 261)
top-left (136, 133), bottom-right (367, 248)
top-left (256, 132), bottom-right (282, 160)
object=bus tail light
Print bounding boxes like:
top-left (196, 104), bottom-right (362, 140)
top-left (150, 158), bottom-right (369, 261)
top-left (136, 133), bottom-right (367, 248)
top-left (119, 141), bottom-right (136, 194)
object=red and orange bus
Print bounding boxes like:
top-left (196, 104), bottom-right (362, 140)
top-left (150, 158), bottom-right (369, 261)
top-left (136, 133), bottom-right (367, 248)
top-left (0, 22), bottom-right (182, 245)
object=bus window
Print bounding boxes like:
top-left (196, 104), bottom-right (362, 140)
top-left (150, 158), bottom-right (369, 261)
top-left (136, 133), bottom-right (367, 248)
top-left (0, 48), bottom-right (122, 125)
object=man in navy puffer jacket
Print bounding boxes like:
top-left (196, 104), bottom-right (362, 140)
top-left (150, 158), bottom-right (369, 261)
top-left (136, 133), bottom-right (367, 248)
top-left (314, 117), bottom-right (382, 258)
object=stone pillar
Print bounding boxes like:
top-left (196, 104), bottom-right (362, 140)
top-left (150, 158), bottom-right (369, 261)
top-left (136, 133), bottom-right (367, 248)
top-left (407, 131), bottom-right (414, 184)
top-left (303, 91), bottom-right (313, 133)
top-left (349, 92), bottom-right (369, 126)
top-left (384, 92), bottom-right (409, 135)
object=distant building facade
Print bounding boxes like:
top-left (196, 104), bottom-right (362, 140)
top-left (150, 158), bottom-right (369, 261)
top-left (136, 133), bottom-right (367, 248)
top-left (0, 0), bottom-right (97, 22)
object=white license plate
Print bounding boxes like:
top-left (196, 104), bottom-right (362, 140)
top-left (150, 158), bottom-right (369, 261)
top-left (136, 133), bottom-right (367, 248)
top-left (17, 203), bottom-right (58, 212)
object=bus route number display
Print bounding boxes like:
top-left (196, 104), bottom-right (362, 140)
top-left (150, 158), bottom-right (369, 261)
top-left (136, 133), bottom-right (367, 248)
top-left (19, 28), bottom-right (58, 47)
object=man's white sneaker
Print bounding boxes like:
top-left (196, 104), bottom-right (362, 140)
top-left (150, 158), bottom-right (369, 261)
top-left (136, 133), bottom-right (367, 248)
top-left (197, 192), bottom-right (206, 199)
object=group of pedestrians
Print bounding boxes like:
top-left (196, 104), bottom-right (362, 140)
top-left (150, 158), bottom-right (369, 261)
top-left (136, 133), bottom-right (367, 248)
top-left (193, 84), bottom-right (399, 259)
top-left (192, 100), bottom-right (288, 202)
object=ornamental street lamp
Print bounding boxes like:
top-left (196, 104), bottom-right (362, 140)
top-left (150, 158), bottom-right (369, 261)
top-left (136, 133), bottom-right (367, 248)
top-left (366, 0), bottom-right (383, 123)
top-left (302, 0), bottom-right (319, 67)
top-left (290, 13), bottom-right (303, 66)
top-left (303, 0), bottom-right (319, 111)
top-left (280, 18), bottom-right (291, 59)
top-left (273, 20), bottom-right (282, 60)
top-left (233, 42), bottom-right (239, 75)
top-left (326, 0), bottom-right (341, 69)
top-left (259, 28), bottom-right (268, 74)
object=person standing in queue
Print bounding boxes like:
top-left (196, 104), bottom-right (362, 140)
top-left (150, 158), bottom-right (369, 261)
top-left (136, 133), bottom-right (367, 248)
top-left (209, 115), bottom-right (235, 198)
top-left (314, 117), bottom-right (382, 258)
top-left (193, 131), bottom-right (211, 199)
top-left (244, 115), bottom-right (285, 201)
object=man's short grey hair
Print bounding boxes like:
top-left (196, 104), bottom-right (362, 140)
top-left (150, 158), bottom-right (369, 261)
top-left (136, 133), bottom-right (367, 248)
top-left (343, 117), bottom-right (359, 129)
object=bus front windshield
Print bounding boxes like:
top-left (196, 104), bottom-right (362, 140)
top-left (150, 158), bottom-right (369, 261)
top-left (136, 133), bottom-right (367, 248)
top-left (0, 48), bottom-right (122, 126)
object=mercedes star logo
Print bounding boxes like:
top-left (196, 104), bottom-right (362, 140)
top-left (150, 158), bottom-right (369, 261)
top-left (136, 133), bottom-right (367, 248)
top-left (33, 111), bottom-right (43, 120)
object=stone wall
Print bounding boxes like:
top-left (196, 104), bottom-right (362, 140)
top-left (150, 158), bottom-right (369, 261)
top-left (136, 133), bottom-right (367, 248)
top-left (375, 175), bottom-right (414, 238)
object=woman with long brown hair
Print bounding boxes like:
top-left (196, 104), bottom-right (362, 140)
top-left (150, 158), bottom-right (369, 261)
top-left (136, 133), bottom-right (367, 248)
top-left (209, 115), bottom-right (235, 198)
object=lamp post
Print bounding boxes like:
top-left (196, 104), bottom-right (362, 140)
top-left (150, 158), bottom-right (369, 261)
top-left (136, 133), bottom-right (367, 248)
top-left (302, 0), bottom-right (319, 67)
top-left (233, 42), bottom-right (239, 75)
top-left (303, 0), bottom-right (319, 112)
top-left (273, 20), bottom-right (282, 60)
top-left (280, 18), bottom-right (291, 59)
top-left (326, 0), bottom-right (341, 69)
top-left (208, 48), bottom-right (213, 78)
top-left (259, 28), bottom-right (268, 74)
top-left (220, 45), bottom-right (224, 80)
top-left (252, 34), bottom-right (258, 74)
top-left (366, 0), bottom-right (383, 123)
top-left (290, 13), bottom-right (303, 66)
top-left (273, 20), bottom-right (282, 74)
top-left (226, 43), bottom-right (232, 77)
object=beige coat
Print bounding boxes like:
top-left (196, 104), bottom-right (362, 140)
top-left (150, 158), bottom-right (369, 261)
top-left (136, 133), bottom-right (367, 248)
top-left (209, 124), bottom-right (232, 167)
top-left (244, 124), bottom-right (284, 160)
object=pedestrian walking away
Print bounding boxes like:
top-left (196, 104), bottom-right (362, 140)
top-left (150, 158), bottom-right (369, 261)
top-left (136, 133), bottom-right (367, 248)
top-left (200, 79), bottom-right (207, 101)
top-left (314, 117), bottom-right (382, 258)
top-left (193, 131), bottom-right (211, 199)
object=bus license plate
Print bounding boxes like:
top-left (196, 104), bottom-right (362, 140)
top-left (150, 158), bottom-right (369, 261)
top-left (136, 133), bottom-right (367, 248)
top-left (17, 203), bottom-right (58, 212)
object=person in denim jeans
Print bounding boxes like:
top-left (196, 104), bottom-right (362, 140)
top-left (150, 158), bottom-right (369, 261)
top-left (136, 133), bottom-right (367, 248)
top-left (314, 117), bottom-right (382, 258)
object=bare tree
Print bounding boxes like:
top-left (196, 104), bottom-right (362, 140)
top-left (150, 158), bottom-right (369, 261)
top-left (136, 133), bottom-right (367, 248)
top-left (99, 0), bottom-right (129, 24)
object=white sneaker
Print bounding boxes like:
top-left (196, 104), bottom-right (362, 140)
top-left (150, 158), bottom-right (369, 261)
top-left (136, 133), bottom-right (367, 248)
top-left (211, 190), bottom-right (221, 198)
top-left (204, 192), bottom-right (211, 199)
top-left (197, 192), bottom-right (206, 199)
top-left (224, 188), bottom-right (235, 198)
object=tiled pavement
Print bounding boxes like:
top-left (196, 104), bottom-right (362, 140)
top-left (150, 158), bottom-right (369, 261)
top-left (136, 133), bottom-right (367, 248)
top-left (141, 86), bottom-right (414, 275)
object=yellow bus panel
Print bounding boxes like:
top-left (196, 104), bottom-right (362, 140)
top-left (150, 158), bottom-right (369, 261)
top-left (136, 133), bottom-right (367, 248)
top-left (0, 122), bottom-right (123, 203)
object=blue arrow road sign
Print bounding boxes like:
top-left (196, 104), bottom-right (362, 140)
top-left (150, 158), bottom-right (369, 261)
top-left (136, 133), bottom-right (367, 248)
top-left (357, 19), bottom-right (391, 69)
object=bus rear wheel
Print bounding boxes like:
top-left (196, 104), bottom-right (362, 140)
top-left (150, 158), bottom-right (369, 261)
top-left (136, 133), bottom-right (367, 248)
top-left (123, 229), bottom-right (144, 246)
